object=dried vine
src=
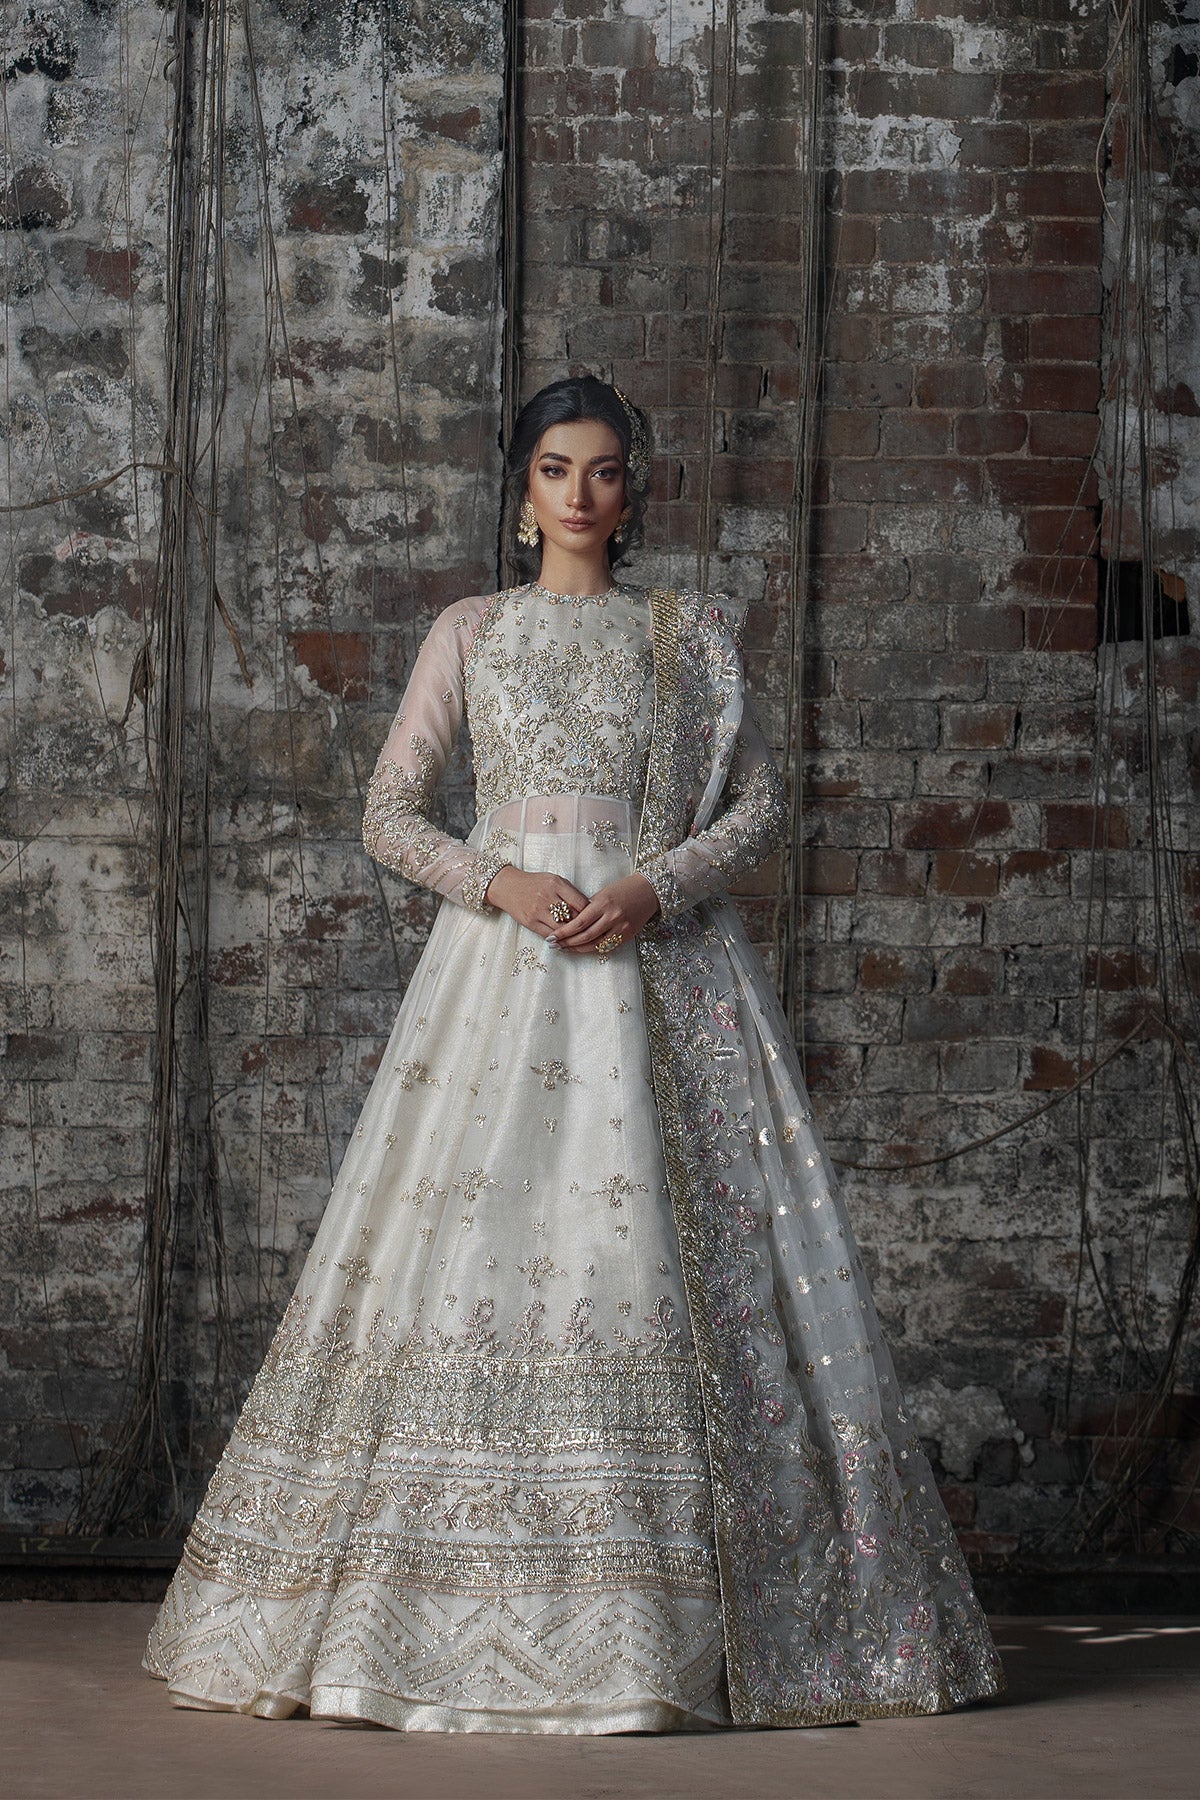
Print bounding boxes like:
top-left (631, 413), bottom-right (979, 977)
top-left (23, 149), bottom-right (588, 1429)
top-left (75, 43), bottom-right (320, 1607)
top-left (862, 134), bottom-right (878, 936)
top-left (1052, 0), bottom-right (1200, 1553)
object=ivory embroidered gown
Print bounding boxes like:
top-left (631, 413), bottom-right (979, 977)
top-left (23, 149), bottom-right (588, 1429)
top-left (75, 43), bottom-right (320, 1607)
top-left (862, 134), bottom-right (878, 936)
top-left (146, 580), bottom-right (1003, 1731)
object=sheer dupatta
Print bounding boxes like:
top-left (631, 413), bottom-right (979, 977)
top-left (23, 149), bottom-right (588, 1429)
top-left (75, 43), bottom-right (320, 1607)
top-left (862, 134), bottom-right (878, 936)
top-left (634, 588), bottom-right (1003, 1724)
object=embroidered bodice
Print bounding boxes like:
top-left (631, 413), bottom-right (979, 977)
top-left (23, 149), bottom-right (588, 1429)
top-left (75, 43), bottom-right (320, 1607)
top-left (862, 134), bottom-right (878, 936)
top-left (362, 583), bottom-right (788, 918)
top-left (465, 584), bottom-right (654, 814)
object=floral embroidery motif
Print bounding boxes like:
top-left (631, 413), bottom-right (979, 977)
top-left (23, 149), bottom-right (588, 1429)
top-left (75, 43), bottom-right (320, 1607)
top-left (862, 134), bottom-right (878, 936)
top-left (394, 1059), bottom-right (439, 1090)
top-left (588, 817), bottom-right (625, 852)
top-left (334, 1256), bottom-right (378, 1290)
top-left (592, 1172), bottom-right (649, 1209)
top-left (454, 1168), bottom-right (500, 1207)
top-left (516, 1253), bottom-right (567, 1289)
top-left (530, 1059), bottom-right (580, 1091)
top-left (465, 609), bottom-right (654, 815)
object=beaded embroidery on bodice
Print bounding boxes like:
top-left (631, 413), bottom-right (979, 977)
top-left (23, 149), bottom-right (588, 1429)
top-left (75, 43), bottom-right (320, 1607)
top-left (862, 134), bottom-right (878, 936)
top-left (465, 585), bottom-right (654, 816)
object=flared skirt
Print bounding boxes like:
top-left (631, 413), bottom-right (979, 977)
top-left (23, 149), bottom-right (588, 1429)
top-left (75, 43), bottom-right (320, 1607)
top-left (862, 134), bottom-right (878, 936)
top-left (145, 799), bottom-right (1003, 1730)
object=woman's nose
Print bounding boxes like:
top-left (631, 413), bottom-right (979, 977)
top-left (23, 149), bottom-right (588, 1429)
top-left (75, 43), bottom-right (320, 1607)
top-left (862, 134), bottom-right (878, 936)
top-left (567, 475), bottom-right (589, 509)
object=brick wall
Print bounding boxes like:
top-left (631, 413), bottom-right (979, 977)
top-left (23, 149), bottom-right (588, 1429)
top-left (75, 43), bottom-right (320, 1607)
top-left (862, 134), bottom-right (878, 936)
top-left (519, 0), bottom-right (1198, 1553)
top-left (2, 0), bottom-right (1197, 1554)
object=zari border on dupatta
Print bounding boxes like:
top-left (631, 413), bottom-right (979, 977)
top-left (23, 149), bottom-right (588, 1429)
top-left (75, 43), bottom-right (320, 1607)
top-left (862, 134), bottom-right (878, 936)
top-left (634, 584), bottom-right (757, 1719)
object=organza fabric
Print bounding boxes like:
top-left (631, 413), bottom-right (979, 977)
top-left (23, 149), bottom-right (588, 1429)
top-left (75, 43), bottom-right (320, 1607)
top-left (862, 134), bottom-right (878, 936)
top-left (145, 583), bottom-right (1003, 1731)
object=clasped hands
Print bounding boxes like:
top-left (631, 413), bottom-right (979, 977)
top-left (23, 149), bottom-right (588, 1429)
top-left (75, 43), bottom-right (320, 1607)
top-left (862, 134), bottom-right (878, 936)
top-left (482, 866), bottom-right (660, 954)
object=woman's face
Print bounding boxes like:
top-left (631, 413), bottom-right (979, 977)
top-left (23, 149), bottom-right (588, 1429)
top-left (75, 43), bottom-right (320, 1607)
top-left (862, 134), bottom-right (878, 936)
top-left (525, 418), bottom-right (628, 561)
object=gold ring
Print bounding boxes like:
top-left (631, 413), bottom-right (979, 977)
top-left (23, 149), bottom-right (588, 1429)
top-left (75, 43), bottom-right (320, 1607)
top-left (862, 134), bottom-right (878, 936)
top-left (597, 931), bottom-right (623, 956)
top-left (549, 899), bottom-right (572, 924)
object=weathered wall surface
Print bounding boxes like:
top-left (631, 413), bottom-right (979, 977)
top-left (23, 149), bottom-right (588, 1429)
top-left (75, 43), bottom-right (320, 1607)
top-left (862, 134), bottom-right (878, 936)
top-left (518, 0), bottom-right (1198, 1556)
top-left (2, 0), bottom-right (506, 1524)
top-left (2, 0), bottom-right (1197, 1555)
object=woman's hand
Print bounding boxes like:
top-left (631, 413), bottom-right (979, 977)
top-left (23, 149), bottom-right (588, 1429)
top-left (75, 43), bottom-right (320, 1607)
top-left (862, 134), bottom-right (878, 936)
top-left (483, 865), bottom-right (591, 939)
top-left (549, 873), bottom-right (660, 955)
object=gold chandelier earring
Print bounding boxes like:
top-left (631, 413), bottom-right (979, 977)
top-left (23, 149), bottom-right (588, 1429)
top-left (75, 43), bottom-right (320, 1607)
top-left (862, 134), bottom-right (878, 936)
top-left (517, 499), bottom-right (540, 547)
top-left (613, 508), bottom-right (632, 547)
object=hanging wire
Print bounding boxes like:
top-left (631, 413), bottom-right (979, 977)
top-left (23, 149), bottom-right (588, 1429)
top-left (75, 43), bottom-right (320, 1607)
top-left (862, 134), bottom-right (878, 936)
top-left (694, 0), bottom-right (736, 597)
top-left (498, 0), bottom-right (523, 585)
top-left (1051, 0), bottom-right (1200, 1553)
top-left (775, 0), bottom-right (827, 1041)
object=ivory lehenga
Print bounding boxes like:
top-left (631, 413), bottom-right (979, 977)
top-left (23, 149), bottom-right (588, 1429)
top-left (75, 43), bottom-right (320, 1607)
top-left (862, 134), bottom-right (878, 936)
top-left (146, 581), bottom-right (1004, 1731)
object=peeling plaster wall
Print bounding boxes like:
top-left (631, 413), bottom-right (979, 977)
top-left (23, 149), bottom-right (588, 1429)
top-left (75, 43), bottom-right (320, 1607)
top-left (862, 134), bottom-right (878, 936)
top-left (2, 0), bottom-right (506, 1524)
top-left (2, 0), bottom-right (1198, 1555)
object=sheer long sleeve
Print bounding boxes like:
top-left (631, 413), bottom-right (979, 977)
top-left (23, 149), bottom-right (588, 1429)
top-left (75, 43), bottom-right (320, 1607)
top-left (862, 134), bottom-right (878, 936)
top-left (640, 699), bottom-right (787, 923)
top-left (362, 598), bottom-right (516, 911)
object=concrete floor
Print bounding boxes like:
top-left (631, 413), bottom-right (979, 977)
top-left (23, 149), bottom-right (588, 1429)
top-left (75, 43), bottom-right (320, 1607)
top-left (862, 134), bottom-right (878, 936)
top-left (1, 1606), bottom-right (1196, 1800)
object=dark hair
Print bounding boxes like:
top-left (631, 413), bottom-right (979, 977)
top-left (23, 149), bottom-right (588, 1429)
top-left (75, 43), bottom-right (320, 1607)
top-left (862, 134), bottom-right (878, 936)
top-left (503, 375), bottom-right (652, 578)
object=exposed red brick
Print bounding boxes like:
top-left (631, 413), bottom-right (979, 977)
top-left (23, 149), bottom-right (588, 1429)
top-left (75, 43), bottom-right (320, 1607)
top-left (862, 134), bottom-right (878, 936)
top-left (1029, 315), bottom-right (1102, 362)
top-left (1085, 950), bottom-right (1157, 991)
top-left (859, 851), bottom-right (929, 896)
top-left (941, 704), bottom-right (1018, 749)
top-left (956, 1530), bottom-right (1021, 1558)
top-left (1030, 219), bottom-right (1104, 265)
top-left (939, 1484), bottom-right (979, 1527)
top-left (939, 949), bottom-right (1003, 996)
top-left (878, 412), bottom-right (953, 457)
top-left (209, 944), bottom-right (266, 987)
top-left (896, 800), bottom-right (1015, 851)
top-left (988, 267), bottom-right (1102, 316)
top-left (1000, 850), bottom-right (1072, 893)
top-left (1025, 604), bottom-right (1098, 652)
top-left (1044, 803), bottom-right (1130, 850)
top-left (84, 245), bottom-right (140, 299)
top-left (931, 852), bottom-right (999, 897)
top-left (956, 122), bottom-right (1031, 170)
top-left (915, 364), bottom-right (987, 409)
top-left (859, 950), bottom-right (931, 993)
top-left (803, 1045), bottom-right (864, 1091)
top-left (997, 172), bottom-right (1103, 217)
top-left (994, 363), bottom-right (1102, 410)
top-left (819, 409), bottom-right (881, 457)
top-left (812, 506), bottom-right (870, 555)
top-left (1024, 1046), bottom-right (1093, 1091)
top-left (799, 849), bottom-right (859, 896)
top-left (988, 457), bottom-right (1098, 508)
top-left (998, 73), bottom-right (1106, 120)
top-left (1022, 507), bottom-right (1101, 556)
top-left (289, 629), bottom-right (372, 702)
top-left (830, 215), bottom-right (877, 265)
top-left (824, 363), bottom-right (913, 408)
top-left (954, 411), bottom-right (1027, 456)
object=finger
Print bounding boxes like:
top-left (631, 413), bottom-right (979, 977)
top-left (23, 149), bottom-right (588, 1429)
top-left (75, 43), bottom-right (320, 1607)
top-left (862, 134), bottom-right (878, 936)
top-left (554, 879), bottom-right (591, 910)
top-left (551, 899), bottom-right (604, 943)
top-left (561, 912), bottom-right (626, 952)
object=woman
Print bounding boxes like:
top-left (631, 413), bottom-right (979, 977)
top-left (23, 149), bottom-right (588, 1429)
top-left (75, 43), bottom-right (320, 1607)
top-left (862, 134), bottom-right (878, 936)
top-left (146, 376), bottom-right (1004, 1731)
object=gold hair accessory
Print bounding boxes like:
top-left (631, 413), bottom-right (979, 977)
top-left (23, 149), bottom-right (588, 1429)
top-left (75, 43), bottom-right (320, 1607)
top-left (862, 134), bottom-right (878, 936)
top-left (517, 498), bottom-right (540, 547)
top-left (549, 899), bottom-right (572, 924)
top-left (610, 386), bottom-right (650, 491)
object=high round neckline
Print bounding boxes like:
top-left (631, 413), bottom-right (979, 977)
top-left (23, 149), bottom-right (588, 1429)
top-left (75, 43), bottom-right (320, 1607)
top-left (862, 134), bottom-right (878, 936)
top-left (524, 580), bottom-right (631, 606)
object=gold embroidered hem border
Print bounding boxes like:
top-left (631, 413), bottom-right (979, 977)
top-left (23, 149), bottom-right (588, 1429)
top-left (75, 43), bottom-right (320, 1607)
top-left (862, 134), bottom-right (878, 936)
top-left (182, 1519), bottom-right (721, 1603)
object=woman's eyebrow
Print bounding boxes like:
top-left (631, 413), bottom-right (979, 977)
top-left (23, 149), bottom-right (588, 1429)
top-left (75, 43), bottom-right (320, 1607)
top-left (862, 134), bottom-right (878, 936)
top-left (537, 450), bottom-right (622, 465)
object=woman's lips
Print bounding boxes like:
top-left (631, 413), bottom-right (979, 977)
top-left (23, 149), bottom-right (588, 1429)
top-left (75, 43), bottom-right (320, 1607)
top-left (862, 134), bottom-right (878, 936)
top-left (559, 516), bottom-right (595, 531)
